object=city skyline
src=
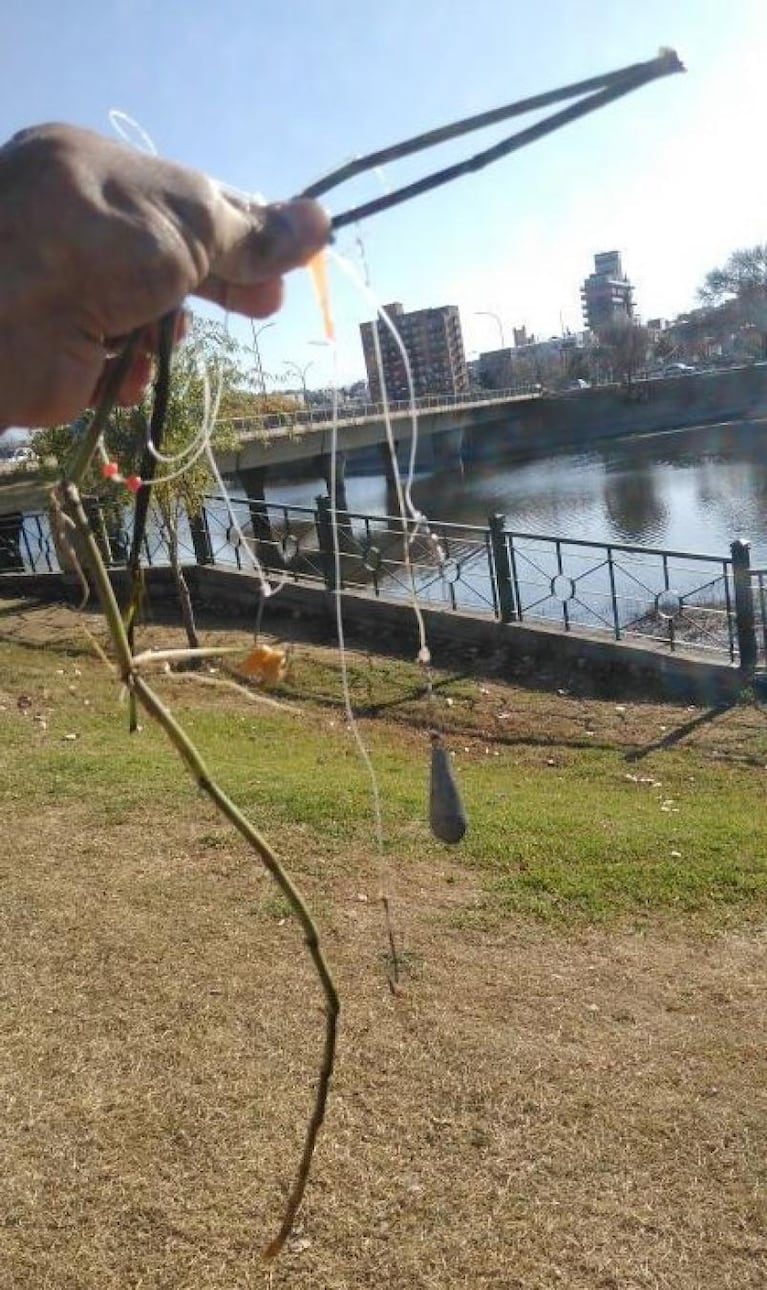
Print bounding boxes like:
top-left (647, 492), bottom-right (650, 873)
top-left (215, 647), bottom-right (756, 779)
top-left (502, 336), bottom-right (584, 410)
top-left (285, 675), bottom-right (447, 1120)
top-left (2, 1), bottom-right (765, 389)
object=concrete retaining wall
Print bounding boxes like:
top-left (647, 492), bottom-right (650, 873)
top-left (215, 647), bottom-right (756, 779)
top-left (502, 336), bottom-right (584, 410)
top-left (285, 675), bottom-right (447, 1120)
top-left (468, 365), bottom-right (767, 461)
top-left (1, 563), bottom-right (746, 705)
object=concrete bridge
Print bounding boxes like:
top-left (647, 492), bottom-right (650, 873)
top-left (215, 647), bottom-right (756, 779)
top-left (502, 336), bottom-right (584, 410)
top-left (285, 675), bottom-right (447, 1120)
top-left (0, 386), bottom-right (538, 519)
top-left (217, 386), bottom-right (540, 513)
top-left (6, 363), bottom-right (767, 558)
top-left (0, 387), bottom-right (539, 565)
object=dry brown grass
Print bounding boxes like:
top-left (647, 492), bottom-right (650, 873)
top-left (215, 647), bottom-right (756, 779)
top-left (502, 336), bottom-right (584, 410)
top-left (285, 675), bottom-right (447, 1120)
top-left (1, 600), bottom-right (766, 1287)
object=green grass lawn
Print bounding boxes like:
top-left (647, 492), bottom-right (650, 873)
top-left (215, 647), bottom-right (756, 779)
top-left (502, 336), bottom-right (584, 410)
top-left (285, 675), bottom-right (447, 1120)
top-left (3, 605), bottom-right (767, 927)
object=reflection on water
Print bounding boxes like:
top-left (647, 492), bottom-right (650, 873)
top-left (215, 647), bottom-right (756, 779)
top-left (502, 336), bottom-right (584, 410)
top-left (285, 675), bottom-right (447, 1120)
top-left (262, 420), bottom-right (767, 562)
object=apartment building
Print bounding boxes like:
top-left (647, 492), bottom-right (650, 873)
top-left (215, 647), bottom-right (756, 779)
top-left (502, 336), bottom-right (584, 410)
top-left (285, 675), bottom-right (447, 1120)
top-left (581, 251), bottom-right (635, 331)
top-left (360, 302), bottom-right (469, 401)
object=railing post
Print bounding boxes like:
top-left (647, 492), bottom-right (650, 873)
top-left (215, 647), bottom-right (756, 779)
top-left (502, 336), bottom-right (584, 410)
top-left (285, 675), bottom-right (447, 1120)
top-left (488, 512), bottom-right (516, 622)
top-left (82, 498), bottom-right (114, 565)
top-left (315, 494), bottom-right (337, 592)
top-left (0, 512), bottom-right (25, 572)
top-left (189, 509), bottom-right (214, 566)
top-left (731, 539), bottom-right (758, 676)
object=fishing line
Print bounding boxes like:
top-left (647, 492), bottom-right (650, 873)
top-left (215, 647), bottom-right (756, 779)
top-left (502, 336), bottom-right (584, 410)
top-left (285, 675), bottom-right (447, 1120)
top-left (328, 250), bottom-right (436, 661)
top-left (327, 246), bottom-right (467, 845)
top-left (105, 102), bottom-right (290, 598)
top-left (201, 345), bottom-right (287, 599)
top-left (108, 109), bottom-right (158, 155)
top-left (323, 322), bottom-right (402, 989)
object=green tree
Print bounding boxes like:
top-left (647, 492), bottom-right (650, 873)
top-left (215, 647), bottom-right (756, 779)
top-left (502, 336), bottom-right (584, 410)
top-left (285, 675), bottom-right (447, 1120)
top-left (35, 318), bottom-right (241, 649)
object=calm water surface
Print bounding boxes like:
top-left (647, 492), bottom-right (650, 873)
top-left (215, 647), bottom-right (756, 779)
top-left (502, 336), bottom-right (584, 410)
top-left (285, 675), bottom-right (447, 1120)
top-left (261, 420), bottom-right (767, 564)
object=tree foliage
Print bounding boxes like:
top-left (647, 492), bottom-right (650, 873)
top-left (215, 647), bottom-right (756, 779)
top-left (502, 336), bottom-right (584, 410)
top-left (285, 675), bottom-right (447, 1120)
top-left (700, 244), bottom-right (767, 307)
top-left (34, 318), bottom-right (244, 644)
top-left (35, 318), bottom-right (240, 513)
top-left (699, 245), bottom-right (767, 355)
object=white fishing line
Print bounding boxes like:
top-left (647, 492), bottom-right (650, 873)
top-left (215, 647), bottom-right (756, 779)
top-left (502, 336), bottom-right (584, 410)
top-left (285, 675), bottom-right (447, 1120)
top-left (328, 248), bottom-right (446, 665)
top-left (326, 344), bottom-right (385, 856)
top-left (199, 354), bottom-right (287, 597)
top-left (108, 110), bottom-right (158, 155)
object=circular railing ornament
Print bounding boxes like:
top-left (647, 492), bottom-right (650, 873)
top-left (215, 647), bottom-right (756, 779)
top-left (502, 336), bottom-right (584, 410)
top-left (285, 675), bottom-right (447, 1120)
top-left (280, 533), bottom-right (299, 563)
top-left (656, 590), bottom-right (683, 620)
top-left (551, 573), bottom-right (576, 602)
top-left (361, 543), bottom-right (382, 573)
top-left (442, 558), bottom-right (462, 585)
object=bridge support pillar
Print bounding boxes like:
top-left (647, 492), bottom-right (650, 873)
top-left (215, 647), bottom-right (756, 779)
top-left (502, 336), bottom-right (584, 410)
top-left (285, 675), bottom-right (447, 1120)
top-left (316, 452), bottom-right (356, 550)
top-left (238, 466), bottom-right (275, 547)
top-left (316, 451), bottom-right (349, 513)
top-left (378, 441), bottom-right (402, 517)
top-left (431, 425), bottom-right (464, 473)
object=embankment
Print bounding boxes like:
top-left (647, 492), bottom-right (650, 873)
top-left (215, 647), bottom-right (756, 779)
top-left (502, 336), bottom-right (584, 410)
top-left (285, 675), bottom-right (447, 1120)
top-left (467, 365), bottom-right (767, 462)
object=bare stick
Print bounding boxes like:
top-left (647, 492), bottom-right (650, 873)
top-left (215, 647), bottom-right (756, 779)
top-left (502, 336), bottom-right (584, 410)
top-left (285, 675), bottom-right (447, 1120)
top-left (132, 672), bottom-right (338, 1262)
top-left (61, 470), bottom-right (339, 1260)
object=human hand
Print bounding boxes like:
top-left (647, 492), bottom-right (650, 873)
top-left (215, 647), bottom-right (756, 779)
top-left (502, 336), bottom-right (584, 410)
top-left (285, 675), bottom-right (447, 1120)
top-left (0, 123), bottom-right (330, 427)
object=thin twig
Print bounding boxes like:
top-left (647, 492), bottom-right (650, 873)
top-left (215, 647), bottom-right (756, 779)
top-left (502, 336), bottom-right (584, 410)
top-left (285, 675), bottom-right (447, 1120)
top-left (63, 437), bottom-right (339, 1262)
top-left (319, 51), bottom-right (684, 228)
top-left (304, 50), bottom-right (682, 199)
top-left (66, 336), bottom-right (142, 488)
top-left (131, 673), bottom-right (338, 1262)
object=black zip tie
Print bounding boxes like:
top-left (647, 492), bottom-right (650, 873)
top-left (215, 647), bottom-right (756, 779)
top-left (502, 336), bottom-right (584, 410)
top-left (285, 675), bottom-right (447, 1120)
top-left (301, 49), bottom-right (684, 229)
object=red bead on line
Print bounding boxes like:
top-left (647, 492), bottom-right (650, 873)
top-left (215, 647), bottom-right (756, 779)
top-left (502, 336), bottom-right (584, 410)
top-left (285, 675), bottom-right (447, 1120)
top-left (124, 474), bottom-right (143, 494)
top-left (101, 460), bottom-right (119, 479)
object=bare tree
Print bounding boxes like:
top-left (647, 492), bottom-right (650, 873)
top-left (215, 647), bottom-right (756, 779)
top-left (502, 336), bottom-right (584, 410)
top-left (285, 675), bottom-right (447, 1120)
top-left (595, 321), bottom-right (650, 391)
top-left (700, 245), bottom-right (767, 358)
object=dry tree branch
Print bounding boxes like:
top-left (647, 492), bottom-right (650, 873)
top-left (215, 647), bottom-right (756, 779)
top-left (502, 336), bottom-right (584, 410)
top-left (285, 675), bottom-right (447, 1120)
top-left (60, 388), bottom-right (339, 1260)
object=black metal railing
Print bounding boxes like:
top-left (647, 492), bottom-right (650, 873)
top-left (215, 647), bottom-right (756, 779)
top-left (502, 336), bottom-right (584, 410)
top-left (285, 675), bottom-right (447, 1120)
top-left (3, 495), bottom-right (760, 665)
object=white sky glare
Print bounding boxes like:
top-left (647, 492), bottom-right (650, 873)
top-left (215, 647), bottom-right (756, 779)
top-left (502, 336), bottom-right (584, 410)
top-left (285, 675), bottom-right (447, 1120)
top-left (2, 0), bottom-right (765, 384)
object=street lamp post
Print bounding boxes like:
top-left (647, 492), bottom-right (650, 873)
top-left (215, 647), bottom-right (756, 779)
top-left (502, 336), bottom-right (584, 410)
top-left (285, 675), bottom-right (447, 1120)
top-left (475, 311), bottom-right (506, 349)
top-left (282, 360), bottom-right (315, 407)
top-left (250, 321), bottom-right (275, 397)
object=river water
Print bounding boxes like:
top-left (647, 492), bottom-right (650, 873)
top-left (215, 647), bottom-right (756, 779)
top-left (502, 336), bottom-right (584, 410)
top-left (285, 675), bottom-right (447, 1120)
top-left (259, 418), bottom-right (767, 565)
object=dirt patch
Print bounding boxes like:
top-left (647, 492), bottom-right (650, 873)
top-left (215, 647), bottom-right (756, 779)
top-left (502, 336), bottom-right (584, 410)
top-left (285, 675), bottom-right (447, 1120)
top-left (1, 814), bottom-right (765, 1287)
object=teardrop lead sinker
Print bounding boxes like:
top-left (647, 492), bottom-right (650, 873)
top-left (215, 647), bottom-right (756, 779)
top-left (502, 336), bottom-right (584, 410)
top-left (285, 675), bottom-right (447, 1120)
top-left (429, 738), bottom-right (467, 845)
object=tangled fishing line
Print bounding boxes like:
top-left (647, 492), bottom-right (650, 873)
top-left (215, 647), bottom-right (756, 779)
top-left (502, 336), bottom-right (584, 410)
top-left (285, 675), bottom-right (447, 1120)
top-left (49, 50), bottom-right (684, 1262)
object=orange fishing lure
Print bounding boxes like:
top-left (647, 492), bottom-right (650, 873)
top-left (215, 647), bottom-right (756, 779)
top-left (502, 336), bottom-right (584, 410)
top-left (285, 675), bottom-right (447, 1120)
top-left (307, 250), bottom-right (335, 341)
top-left (237, 643), bottom-right (288, 686)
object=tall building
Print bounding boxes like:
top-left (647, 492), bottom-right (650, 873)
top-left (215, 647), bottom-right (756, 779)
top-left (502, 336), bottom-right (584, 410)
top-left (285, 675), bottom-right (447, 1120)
top-left (581, 252), bottom-right (635, 332)
top-left (360, 303), bottom-right (469, 401)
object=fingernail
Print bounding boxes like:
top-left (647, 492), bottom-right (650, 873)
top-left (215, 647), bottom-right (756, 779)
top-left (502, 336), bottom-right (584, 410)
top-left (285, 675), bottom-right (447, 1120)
top-left (264, 199), bottom-right (331, 261)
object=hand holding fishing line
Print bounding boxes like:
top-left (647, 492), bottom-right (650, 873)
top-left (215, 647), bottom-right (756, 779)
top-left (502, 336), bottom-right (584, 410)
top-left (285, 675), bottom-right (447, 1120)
top-left (0, 122), bottom-right (329, 428)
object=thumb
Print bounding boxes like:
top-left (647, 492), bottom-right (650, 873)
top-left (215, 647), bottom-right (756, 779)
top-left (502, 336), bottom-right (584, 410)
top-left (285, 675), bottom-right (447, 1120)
top-left (207, 195), bottom-right (331, 285)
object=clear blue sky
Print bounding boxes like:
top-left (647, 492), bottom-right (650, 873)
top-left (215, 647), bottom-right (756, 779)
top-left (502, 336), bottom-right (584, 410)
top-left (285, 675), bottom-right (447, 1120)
top-left (3, 0), bottom-right (766, 387)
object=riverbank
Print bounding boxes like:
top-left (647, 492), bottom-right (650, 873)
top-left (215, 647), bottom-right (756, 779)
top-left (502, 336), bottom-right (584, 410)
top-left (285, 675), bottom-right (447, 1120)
top-left (467, 363), bottom-right (767, 464)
